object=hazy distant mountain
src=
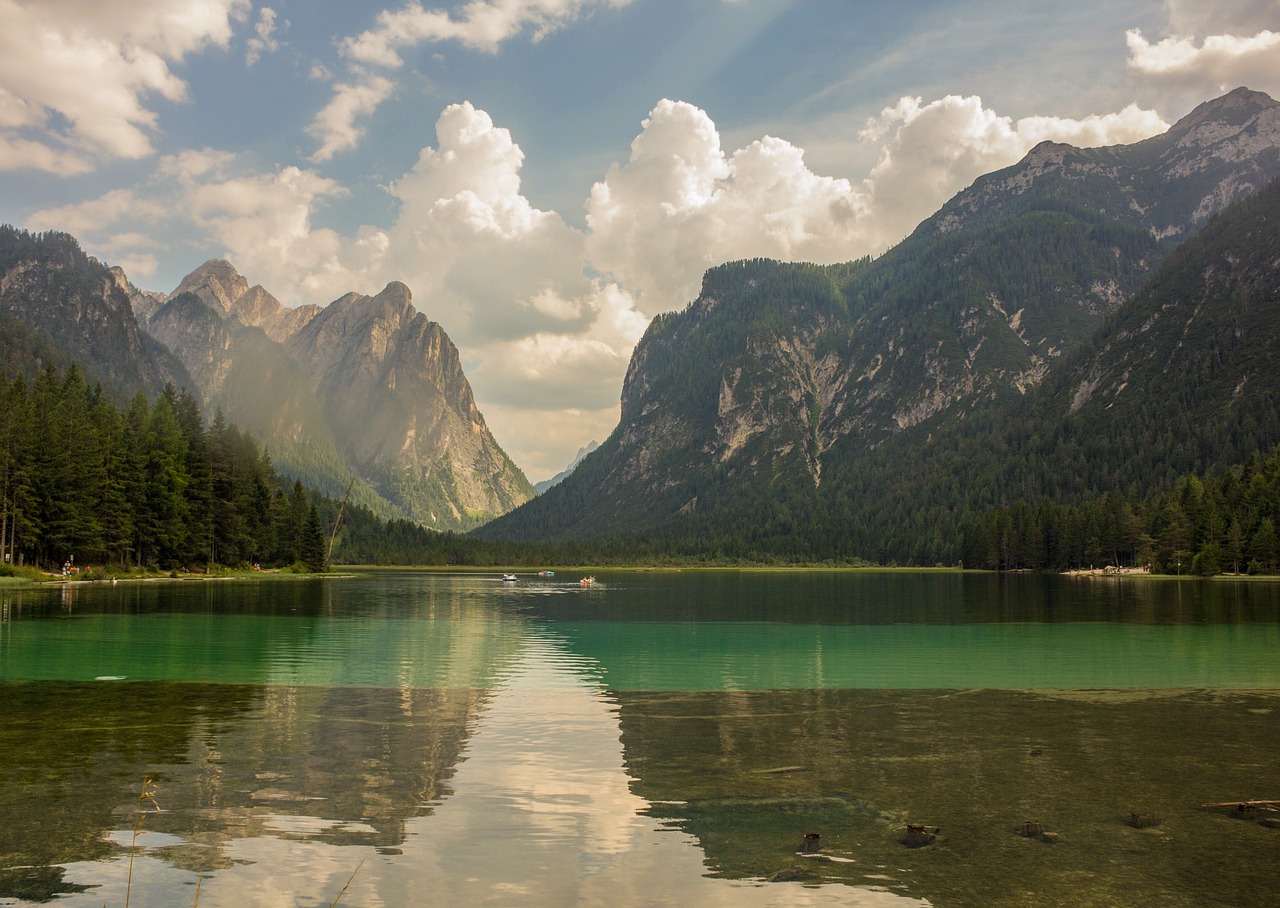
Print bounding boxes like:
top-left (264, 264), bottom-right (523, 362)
top-left (534, 441), bottom-right (600, 494)
top-left (480, 87), bottom-right (1280, 545)
top-left (283, 279), bottom-right (534, 526)
top-left (139, 260), bottom-right (533, 529)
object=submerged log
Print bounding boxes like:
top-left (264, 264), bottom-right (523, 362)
top-left (1199, 799), bottom-right (1280, 809)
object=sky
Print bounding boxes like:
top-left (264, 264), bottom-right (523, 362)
top-left (2, 1), bottom-right (1279, 483)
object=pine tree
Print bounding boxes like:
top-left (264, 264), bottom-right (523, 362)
top-left (301, 504), bottom-right (327, 572)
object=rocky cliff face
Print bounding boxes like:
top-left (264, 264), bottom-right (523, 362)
top-left (482, 87), bottom-right (1280, 540)
top-left (286, 281), bottom-right (533, 525)
top-left (0, 227), bottom-right (187, 397)
top-left (137, 260), bottom-right (532, 529)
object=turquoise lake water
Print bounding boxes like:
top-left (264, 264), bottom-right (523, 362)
top-left (2, 570), bottom-right (1278, 906)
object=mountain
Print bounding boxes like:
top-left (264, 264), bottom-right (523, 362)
top-left (534, 441), bottom-right (600, 494)
top-left (138, 260), bottom-right (533, 530)
top-left (0, 226), bottom-right (190, 398)
top-left (283, 280), bottom-right (533, 526)
top-left (480, 87), bottom-right (1280, 547)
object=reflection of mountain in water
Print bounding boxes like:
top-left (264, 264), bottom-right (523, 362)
top-left (611, 687), bottom-right (1280, 906)
top-left (0, 682), bottom-right (487, 901)
top-left (0, 577), bottom-right (532, 902)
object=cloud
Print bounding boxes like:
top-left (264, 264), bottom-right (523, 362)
top-left (28, 189), bottom-right (167, 236)
top-left (1161, 0), bottom-right (1279, 37)
top-left (585, 100), bottom-right (872, 313)
top-left (0, 134), bottom-right (93, 176)
top-left (342, 0), bottom-right (634, 64)
top-left (68, 102), bottom-right (646, 475)
top-left (309, 0), bottom-right (633, 159)
top-left (584, 96), bottom-right (1168, 315)
top-left (1126, 28), bottom-right (1280, 96)
top-left (246, 7), bottom-right (282, 65)
top-left (307, 73), bottom-right (397, 161)
top-left (0, 0), bottom-right (250, 169)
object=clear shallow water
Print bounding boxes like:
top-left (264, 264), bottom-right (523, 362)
top-left (2, 571), bottom-right (1279, 907)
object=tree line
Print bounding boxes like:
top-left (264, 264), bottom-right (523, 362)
top-left (0, 365), bottom-right (327, 573)
top-left (960, 447), bottom-right (1280, 575)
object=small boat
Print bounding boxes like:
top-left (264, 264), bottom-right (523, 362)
top-left (579, 576), bottom-right (595, 587)
top-left (538, 570), bottom-right (555, 577)
top-left (501, 573), bottom-right (517, 582)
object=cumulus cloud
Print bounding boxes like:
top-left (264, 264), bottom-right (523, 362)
top-left (309, 0), bottom-right (633, 159)
top-left (586, 100), bottom-right (872, 313)
top-left (1126, 28), bottom-right (1280, 96)
top-left (1124, 2), bottom-right (1280, 103)
top-left (584, 96), bottom-right (1168, 314)
top-left (69, 102), bottom-right (646, 474)
top-left (374, 102), bottom-right (649, 457)
top-left (0, 134), bottom-right (93, 176)
top-left (0, 0), bottom-right (249, 171)
top-left (27, 189), bottom-right (168, 236)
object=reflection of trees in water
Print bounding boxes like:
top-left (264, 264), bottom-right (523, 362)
top-left (612, 688), bottom-right (1280, 906)
top-left (0, 681), bottom-right (261, 899)
top-left (0, 680), bottom-right (489, 899)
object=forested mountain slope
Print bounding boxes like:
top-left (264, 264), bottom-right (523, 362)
top-left (480, 89), bottom-right (1280, 553)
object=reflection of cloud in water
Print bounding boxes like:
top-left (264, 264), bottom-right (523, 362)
top-left (367, 634), bottom-right (928, 907)
top-left (26, 635), bottom-right (924, 907)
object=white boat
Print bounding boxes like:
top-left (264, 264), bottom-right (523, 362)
top-left (502, 573), bottom-right (517, 582)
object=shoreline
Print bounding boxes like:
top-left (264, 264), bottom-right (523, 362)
top-left (2, 568), bottom-right (349, 588)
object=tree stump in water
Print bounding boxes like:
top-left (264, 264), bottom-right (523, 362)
top-left (903, 824), bottom-right (940, 848)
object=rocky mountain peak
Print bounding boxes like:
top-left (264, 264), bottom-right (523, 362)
top-left (1159, 86), bottom-right (1280, 158)
top-left (1168, 86), bottom-right (1276, 134)
top-left (230, 284), bottom-right (284, 326)
top-left (173, 259), bottom-right (249, 315)
top-left (368, 281), bottom-right (416, 324)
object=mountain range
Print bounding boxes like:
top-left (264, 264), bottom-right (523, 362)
top-left (0, 235), bottom-right (533, 531)
top-left (478, 87), bottom-right (1280, 559)
top-left (4, 86), bottom-right (1279, 559)
top-left (140, 260), bottom-right (535, 530)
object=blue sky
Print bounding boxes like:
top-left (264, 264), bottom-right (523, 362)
top-left (2, 1), bottom-right (1278, 481)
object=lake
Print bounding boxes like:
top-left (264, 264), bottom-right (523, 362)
top-left (2, 570), bottom-right (1279, 907)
